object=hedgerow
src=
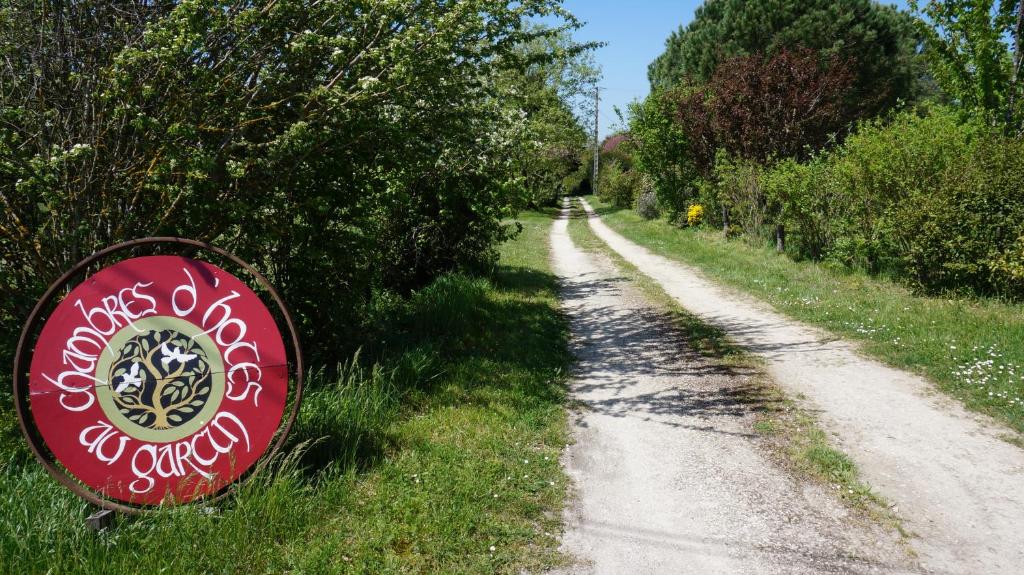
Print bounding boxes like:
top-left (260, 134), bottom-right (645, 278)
top-left (0, 0), bottom-right (594, 369)
top-left (750, 106), bottom-right (1024, 298)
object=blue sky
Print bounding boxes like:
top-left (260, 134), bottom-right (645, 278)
top-left (560, 0), bottom-right (911, 138)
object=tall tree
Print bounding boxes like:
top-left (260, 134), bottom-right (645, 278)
top-left (626, 86), bottom-right (705, 218)
top-left (0, 0), bottom-right (593, 364)
top-left (504, 26), bottom-right (602, 207)
top-left (912, 0), bottom-right (1024, 130)
top-left (709, 48), bottom-right (856, 163)
top-left (648, 0), bottom-right (921, 117)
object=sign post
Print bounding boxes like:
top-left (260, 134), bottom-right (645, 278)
top-left (12, 238), bottom-right (303, 513)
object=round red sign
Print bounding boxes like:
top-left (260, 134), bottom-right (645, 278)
top-left (27, 255), bottom-right (289, 506)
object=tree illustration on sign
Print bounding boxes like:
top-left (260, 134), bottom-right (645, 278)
top-left (108, 329), bottom-right (213, 430)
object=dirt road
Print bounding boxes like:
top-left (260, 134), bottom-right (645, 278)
top-left (550, 202), bottom-right (914, 574)
top-left (575, 197), bottom-right (1024, 575)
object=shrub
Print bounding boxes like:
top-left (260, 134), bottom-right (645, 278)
top-left (990, 237), bottom-right (1024, 295)
top-left (0, 0), bottom-right (589, 367)
top-left (763, 106), bottom-right (979, 269)
top-left (671, 86), bottom-right (718, 179)
top-left (597, 159), bottom-right (640, 209)
top-left (710, 48), bottom-right (856, 163)
top-left (600, 139), bottom-right (635, 172)
top-left (762, 156), bottom-right (841, 261)
top-left (693, 177), bottom-right (723, 229)
top-left (712, 154), bottom-right (771, 243)
top-left (686, 204), bottom-right (704, 227)
top-left (886, 132), bottom-right (1024, 296)
top-left (635, 188), bottom-right (660, 220)
top-left (627, 87), bottom-right (702, 218)
top-left (761, 104), bottom-right (1024, 298)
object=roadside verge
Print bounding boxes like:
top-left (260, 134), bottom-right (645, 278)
top-left (578, 196), bottom-right (1024, 575)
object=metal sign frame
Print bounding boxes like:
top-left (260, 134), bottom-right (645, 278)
top-left (12, 237), bottom-right (304, 514)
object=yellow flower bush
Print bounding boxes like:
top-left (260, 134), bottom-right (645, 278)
top-left (687, 204), bottom-right (704, 226)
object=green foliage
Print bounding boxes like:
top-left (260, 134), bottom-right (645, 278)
top-left (632, 1), bottom-right (1024, 302)
top-left (510, 26), bottom-right (601, 207)
top-left (693, 178), bottom-right (724, 230)
top-left (887, 132), bottom-right (1024, 295)
top-left (711, 153), bottom-right (770, 242)
top-left (912, 0), bottom-right (1023, 129)
top-left (563, 156), bottom-right (592, 197)
top-left (635, 189), bottom-right (660, 221)
top-left (761, 158), bottom-right (837, 260)
top-left (648, 0), bottom-right (921, 116)
top-left (757, 105), bottom-right (1024, 298)
top-left (822, 107), bottom-right (980, 273)
top-left (520, 99), bottom-right (590, 207)
top-left (0, 8), bottom-right (595, 542)
top-left (626, 88), bottom-right (701, 218)
top-left (598, 138), bottom-right (635, 172)
top-left (0, 211), bottom-right (574, 574)
top-left (768, 107), bottom-right (979, 271)
top-left (596, 159), bottom-right (639, 209)
top-left (593, 137), bottom-right (645, 210)
top-left (0, 0), bottom-right (593, 367)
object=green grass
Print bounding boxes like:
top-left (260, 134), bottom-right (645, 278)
top-left (0, 211), bottom-right (572, 574)
top-left (586, 195), bottom-right (1024, 437)
top-left (565, 200), bottom-right (896, 523)
top-left (566, 201), bottom-right (744, 364)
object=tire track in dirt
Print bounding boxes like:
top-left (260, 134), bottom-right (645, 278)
top-left (551, 201), bottom-right (915, 574)
top-left (577, 197), bottom-right (1024, 575)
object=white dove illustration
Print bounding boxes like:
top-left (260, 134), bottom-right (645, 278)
top-left (115, 362), bottom-right (142, 394)
top-left (161, 343), bottom-right (197, 368)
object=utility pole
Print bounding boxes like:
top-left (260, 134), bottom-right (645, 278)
top-left (592, 86), bottom-right (600, 197)
top-left (1009, 1), bottom-right (1024, 132)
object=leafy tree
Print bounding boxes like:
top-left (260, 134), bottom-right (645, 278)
top-left (648, 0), bottom-right (921, 117)
top-left (629, 49), bottom-right (853, 219)
top-left (912, 0), bottom-right (1024, 130)
top-left (505, 26), bottom-right (601, 207)
top-left (626, 87), bottom-right (703, 218)
top-left (709, 48), bottom-right (856, 162)
top-left (0, 0), bottom-right (593, 366)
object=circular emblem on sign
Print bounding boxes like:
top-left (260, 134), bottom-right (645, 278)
top-left (16, 244), bottom-right (302, 511)
top-left (95, 317), bottom-right (226, 443)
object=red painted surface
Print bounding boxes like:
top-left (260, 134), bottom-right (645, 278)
top-left (29, 256), bottom-right (287, 505)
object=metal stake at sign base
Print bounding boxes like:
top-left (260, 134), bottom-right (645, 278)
top-left (86, 509), bottom-right (116, 531)
top-left (12, 237), bottom-right (305, 515)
